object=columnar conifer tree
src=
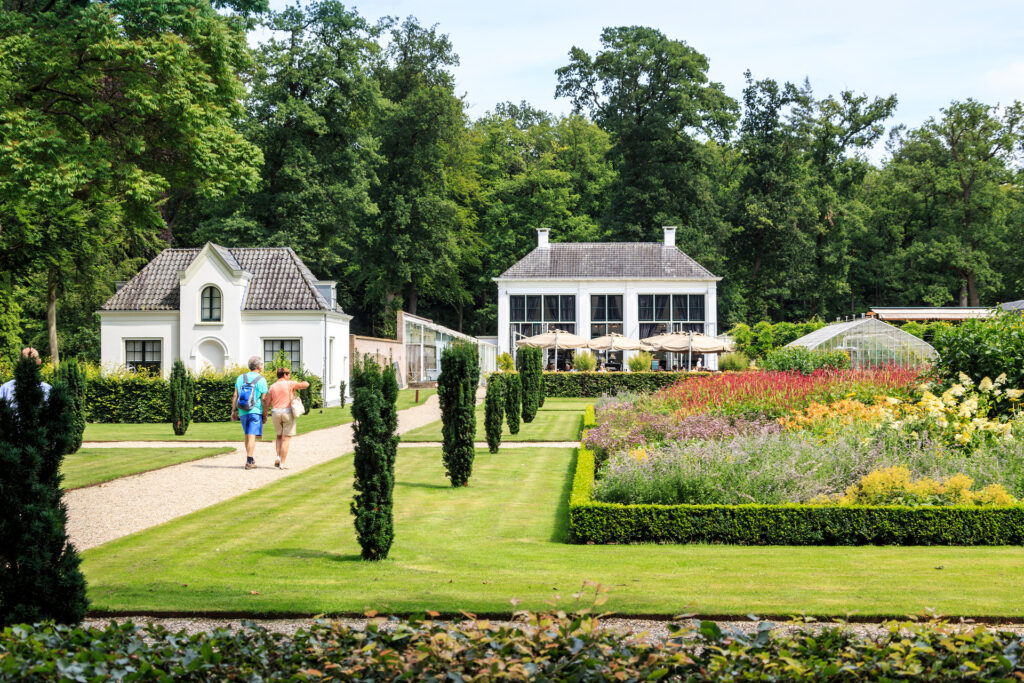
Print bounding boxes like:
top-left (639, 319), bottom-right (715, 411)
top-left (519, 348), bottom-right (540, 423)
top-left (537, 351), bottom-right (546, 408)
top-left (484, 375), bottom-right (505, 453)
top-left (0, 357), bottom-right (88, 626)
top-left (169, 359), bottom-right (195, 437)
top-left (504, 372), bottom-right (522, 435)
top-left (55, 357), bottom-right (86, 452)
top-left (350, 356), bottom-right (398, 560)
top-left (438, 341), bottom-right (479, 486)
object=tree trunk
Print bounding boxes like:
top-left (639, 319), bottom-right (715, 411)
top-left (407, 285), bottom-right (418, 316)
top-left (959, 281), bottom-right (968, 307)
top-left (47, 267), bottom-right (59, 367)
top-left (456, 301), bottom-right (464, 333)
top-left (966, 273), bottom-right (979, 307)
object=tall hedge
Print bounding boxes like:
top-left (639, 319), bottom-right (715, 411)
top-left (503, 372), bottom-right (521, 435)
top-left (542, 371), bottom-right (708, 397)
top-left (484, 376), bottom-right (504, 453)
top-left (169, 360), bottom-right (195, 436)
top-left (55, 358), bottom-right (86, 452)
top-left (518, 348), bottom-right (540, 423)
top-left (350, 356), bottom-right (397, 561)
top-left (438, 341), bottom-right (479, 487)
top-left (0, 357), bottom-right (87, 625)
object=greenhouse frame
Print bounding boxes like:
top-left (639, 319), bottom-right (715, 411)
top-left (785, 317), bottom-right (937, 367)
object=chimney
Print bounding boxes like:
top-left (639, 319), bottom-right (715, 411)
top-left (662, 226), bottom-right (676, 248)
top-left (537, 228), bottom-right (550, 249)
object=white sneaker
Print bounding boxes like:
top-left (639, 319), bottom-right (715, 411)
top-left (274, 457), bottom-right (281, 468)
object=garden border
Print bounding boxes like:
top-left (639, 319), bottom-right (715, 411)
top-left (569, 417), bottom-right (1024, 546)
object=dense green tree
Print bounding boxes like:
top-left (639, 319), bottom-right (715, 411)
top-left (0, 0), bottom-right (263, 363)
top-left (0, 357), bottom-right (87, 625)
top-left (169, 360), bottom-right (195, 437)
top-left (438, 341), bottom-right (478, 486)
top-left (350, 355), bottom-right (397, 560)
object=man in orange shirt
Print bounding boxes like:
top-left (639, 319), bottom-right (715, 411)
top-left (264, 367), bottom-right (309, 469)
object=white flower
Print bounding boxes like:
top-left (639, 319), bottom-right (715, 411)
top-left (959, 372), bottom-right (974, 387)
top-left (979, 377), bottom-right (993, 393)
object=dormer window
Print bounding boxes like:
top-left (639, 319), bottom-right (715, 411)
top-left (201, 286), bottom-right (222, 322)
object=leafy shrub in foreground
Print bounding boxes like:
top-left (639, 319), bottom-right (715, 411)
top-left (717, 351), bottom-right (749, 372)
top-left (8, 612), bottom-right (1024, 680)
top-left (761, 346), bottom-right (851, 374)
top-left (933, 310), bottom-right (1024, 415)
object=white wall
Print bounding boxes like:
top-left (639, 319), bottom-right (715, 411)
top-left (99, 312), bottom-right (180, 375)
top-left (494, 278), bottom-right (719, 370)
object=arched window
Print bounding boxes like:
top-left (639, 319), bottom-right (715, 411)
top-left (201, 286), bottom-right (222, 322)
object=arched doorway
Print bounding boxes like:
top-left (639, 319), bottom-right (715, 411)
top-left (196, 338), bottom-right (226, 372)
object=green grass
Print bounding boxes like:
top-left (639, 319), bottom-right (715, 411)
top-left (84, 389), bottom-right (435, 442)
top-left (401, 399), bottom-right (586, 442)
top-left (83, 446), bottom-right (1024, 617)
top-left (63, 447), bottom-right (233, 489)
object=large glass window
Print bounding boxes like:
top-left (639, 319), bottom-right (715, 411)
top-left (125, 340), bottom-right (161, 374)
top-left (509, 294), bottom-right (575, 349)
top-left (200, 286), bottom-right (221, 322)
top-left (264, 339), bottom-right (301, 366)
top-left (638, 294), bottom-right (706, 338)
top-left (590, 295), bottom-right (624, 338)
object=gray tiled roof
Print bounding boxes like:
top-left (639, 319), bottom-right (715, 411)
top-left (497, 243), bottom-right (717, 280)
top-left (1001, 299), bottom-right (1024, 312)
top-left (101, 243), bottom-right (335, 311)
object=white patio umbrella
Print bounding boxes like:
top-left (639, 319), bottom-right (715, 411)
top-left (586, 333), bottom-right (653, 352)
top-left (640, 332), bottom-right (734, 369)
top-left (516, 329), bottom-right (588, 367)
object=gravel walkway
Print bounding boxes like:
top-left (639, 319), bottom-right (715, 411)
top-left (67, 394), bottom-right (447, 551)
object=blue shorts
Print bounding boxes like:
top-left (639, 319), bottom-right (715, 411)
top-left (240, 412), bottom-right (263, 437)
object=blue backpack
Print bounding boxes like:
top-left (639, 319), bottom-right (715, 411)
top-left (237, 372), bottom-right (259, 411)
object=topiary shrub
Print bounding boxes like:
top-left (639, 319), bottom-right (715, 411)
top-left (718, 352), bottom-right (750, 372)
top-left (627, 351), bottom-right (653, 372)
top-left (573, 351), bottom-right (597, 372)
top-left (439, 341), bottom-right (479, 486)
top-left (339, 380), bottom-right (347, 408)
top-left (484, 376), bottom-right (505, 453)
top-left (168, 360), bottom-right (195, 436)
top-left (761, 346), bottom-right (851, 374)
top-left (504, 372), bottom-right (521, 435)
top-left (55, 358), bottom-right (86, 452)
top-left (350, 355), bottom-right (397, 561)
top-left (0, 357), bottom-right (88, 625)
top-left (518, 348), bottom-right (540, 423)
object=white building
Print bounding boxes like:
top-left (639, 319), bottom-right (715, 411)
top-left (99, 243), bottom-right (351, 404)
top-left (494, 227), bottom-right (720, 370)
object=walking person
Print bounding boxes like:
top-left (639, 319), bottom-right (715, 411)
top-left (231, 356), bottom-right (269, 470)
top-left (265, 366), bottom-right (309, 470)
top-left (0, 348), bottom-right (51, 410)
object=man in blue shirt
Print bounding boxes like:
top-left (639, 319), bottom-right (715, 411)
top-left (0, 348), bottom-right (51, 411)
top-left (231, 355), bottom-right (269, 470)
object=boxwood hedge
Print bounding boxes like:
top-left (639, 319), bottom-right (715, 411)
top-left (569, 443), bottom-right (1024, 546)
top-left (543, 371), bottom-right (708, 397)
top-left (5, 614), bottom-right (1024, 680)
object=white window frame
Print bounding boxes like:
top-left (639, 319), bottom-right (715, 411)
top-left (199, 284), bottom-right (223, 323)
top-left (263, 338), bottom-right (302, 367)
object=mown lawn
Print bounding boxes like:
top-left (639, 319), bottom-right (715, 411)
top-left (84, 389), bottom-right (435, 442)
top-left (83, 446), bottom-right (1024, 617)
top-left (400, 398), bottom-right (588, 442)
top-left (64, 447), bottom-right (233, 489)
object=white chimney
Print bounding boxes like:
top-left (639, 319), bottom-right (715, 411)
top-left (662, 226), bottom-right (676, 248)
top-left (537, 228), bottom-right (550, 249)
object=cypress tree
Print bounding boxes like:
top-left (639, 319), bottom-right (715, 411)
top-left (169, 359), bottom-right (195, 437)
top-left (0, 357), bottom-right (88, 626)
top-left (438, 341), bottom-right (479, 486)
top-left (484, 374), bottom-right (505, 453)
top-left (350, 355), bottom-right (397, 560)
top-left (519, 347), bottom-right (540, 423)
top-left (504, 371), bottom-right (521, 435)
top-left (55, 357), bottom-right (86, 452)
top-left (537, 349), bottom-right (546, 408)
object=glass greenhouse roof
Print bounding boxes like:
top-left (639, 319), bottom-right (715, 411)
top-left (786, 317), bottom-right (937, 367)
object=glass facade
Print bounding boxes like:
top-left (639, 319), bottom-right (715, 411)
top-left (638, 294), bottom-right (705, 339)
top-left (404, 316), bottom-right (496, 385)
top-left (589, 295), bottom-right (623, 338)
top-left (509, 294), bottom-right (576, 350)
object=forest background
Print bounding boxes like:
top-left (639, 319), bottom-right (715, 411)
top-left (2, 0), bottom-right (1022, 367)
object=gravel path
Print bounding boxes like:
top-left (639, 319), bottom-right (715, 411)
top-left (67, 394), bottom-right (447, 551)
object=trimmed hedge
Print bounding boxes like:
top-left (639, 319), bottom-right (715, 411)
top-left (8, 614), bottom-right (1024, 680)
top-left (568, 444), bottom-right (1024, 546)
top-left (543, 371), bottom-right (709, 397)
top-left (761, 346), bottom-right (851, 374)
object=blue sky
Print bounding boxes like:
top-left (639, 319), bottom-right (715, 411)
top-left (263, 0), bottom-right (1024, 161)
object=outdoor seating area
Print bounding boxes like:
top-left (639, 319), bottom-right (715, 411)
top-left (515, 328), bottom-right (733, 372)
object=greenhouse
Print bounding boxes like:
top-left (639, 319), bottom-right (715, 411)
top-left (785, 317), bottom-right (937, 367)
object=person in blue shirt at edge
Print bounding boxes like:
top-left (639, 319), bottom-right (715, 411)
top-left (0, 347), bottom-right (51, 410)
top-left (231, 355), bottom-right (269, 470)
